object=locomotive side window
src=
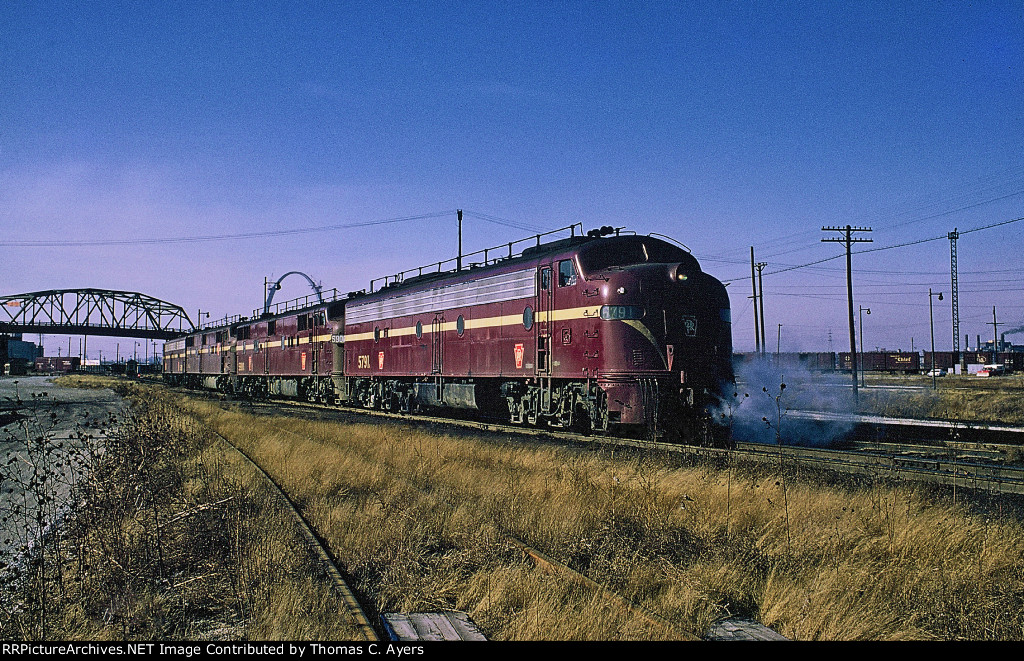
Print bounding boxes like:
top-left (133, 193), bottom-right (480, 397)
top-left (540, 268), bottom-right (551, 290)
top-left (523, 306), bottom-right (534, 330)
top-left (416, 321), bottom-right (423, 339)
top-left (374, 326), bottom-right (380, 343)
top-left (457, 315), bottom-right (465, 337)
top-left (558, 260), bottom-right (577, 287)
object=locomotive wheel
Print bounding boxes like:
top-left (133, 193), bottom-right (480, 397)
top-left (570, 402), bottom-right (592, 435)
top-left (522, 393), bottom-right (539, 426)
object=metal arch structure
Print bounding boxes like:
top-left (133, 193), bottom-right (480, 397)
top-left (263, 271), bottom-right (323, 316)
top-left (0, 289), bottom-right (194, 340)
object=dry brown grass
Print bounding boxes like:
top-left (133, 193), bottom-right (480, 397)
top-left (1, 380), bottom-right (362, 641)
top-left (179, 397), bottom-right (1024, 641)
top-left (11, 375), bottom-right (1024, 640)
top-left (859, 375), bottom-right (1024, 424)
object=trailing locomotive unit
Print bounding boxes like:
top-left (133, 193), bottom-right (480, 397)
top-left (342, 230), bottom-right (733, 444)
top-left (163, 301), bottom-right (341, 402)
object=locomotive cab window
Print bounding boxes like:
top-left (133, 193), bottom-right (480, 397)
top-left (580, 242), bottom-right (647, 272)
top-left (558, 260), bottom-right (577, 287)
top-left (577, 237), bottom-right (698, 274)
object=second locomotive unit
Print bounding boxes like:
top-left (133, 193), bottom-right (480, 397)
top-left (164, 226), bottom-right (734, 445)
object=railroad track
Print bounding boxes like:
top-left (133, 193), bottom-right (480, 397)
top-left (207, 398), bottom-right (704, 641)
top-left (219, 393), bottom-right (1024, 497)
top-left (732, 442), bottom-right (1024, 496)
top-left (208, 428), bottom-right (381, 641)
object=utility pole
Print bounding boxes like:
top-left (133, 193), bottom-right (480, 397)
top-left (822, 225), bottom-right (872, 403)
top-left (750, 247), bottom-right (761, 356)
top-left (457, 209), bottom-right (464, 272)
top-left (858, 306), bottom-right (870, 388)
top-left (990, 306), bottom-right (1002, 358)
top-left (929, 288), bottom-right (943, 390)
top-left (756, 261), bottom-right (768, 355)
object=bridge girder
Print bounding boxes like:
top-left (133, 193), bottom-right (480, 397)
top-left (0, 289), bottom-right (194, 340)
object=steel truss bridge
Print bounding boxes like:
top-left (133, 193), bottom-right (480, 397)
top-left (0, 289), bottom-right (194, 340)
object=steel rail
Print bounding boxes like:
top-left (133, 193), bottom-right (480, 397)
top-left (207, 428), bottom-right (380, 641)
top-left (163, 378), bottom-right (1024, 494)
top-left (227, 408), bottom-right (701, 641)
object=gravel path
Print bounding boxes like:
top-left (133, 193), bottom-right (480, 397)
top-left (0, 375), bottom-right (124, 567)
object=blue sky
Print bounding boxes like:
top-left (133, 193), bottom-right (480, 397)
top-left (1, 1), bottom-right (1022, 359)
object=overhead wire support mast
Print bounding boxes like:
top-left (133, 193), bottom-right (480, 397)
top-left (822, 225), bottom-right (872, 403)
top-left (949, 229), bottom-right (960, 355)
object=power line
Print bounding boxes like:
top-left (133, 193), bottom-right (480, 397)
top-left (723, 214), bottom-right (1024, 283)
top-left (0, 211), bottom-right (460, 247)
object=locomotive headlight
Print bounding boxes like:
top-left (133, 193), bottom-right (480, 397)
top-left (616, 286), bottom-right (627, 294)
top-left (674, 264), bottom-right (689, 282)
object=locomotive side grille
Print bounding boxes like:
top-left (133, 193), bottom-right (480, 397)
top-left (347, 268), bottom-right (536, 325)
top-left (632, 349), bottom-right (644, 367)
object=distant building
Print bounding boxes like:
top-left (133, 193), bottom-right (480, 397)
top-left (1, 334), bottom-right (39, 375)
top-left (981, 334), bottom-right (1022, 353)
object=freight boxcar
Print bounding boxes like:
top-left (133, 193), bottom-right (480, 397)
top-left (34, 356), bottom-right (81, 373)
top-left (922, 351), bottom-right (957, 372)
top-left (840, 351), bottom-right (920, 374)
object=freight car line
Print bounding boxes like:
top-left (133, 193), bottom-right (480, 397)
top-left (236, 407), bottom-right (701, 641)
top-left (207, 427), bottom-right (380, 641)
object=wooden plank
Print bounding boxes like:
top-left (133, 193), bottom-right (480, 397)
top-left (705, 618), bottom-right (788, 641)
top-left (382, 612), bottom-right (487, 641)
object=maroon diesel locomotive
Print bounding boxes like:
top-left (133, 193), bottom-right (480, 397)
top-left (164, 227), bottom-right (734, 445)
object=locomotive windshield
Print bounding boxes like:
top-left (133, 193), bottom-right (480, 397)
top-left (578, 236), bottom-right (699, 274)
